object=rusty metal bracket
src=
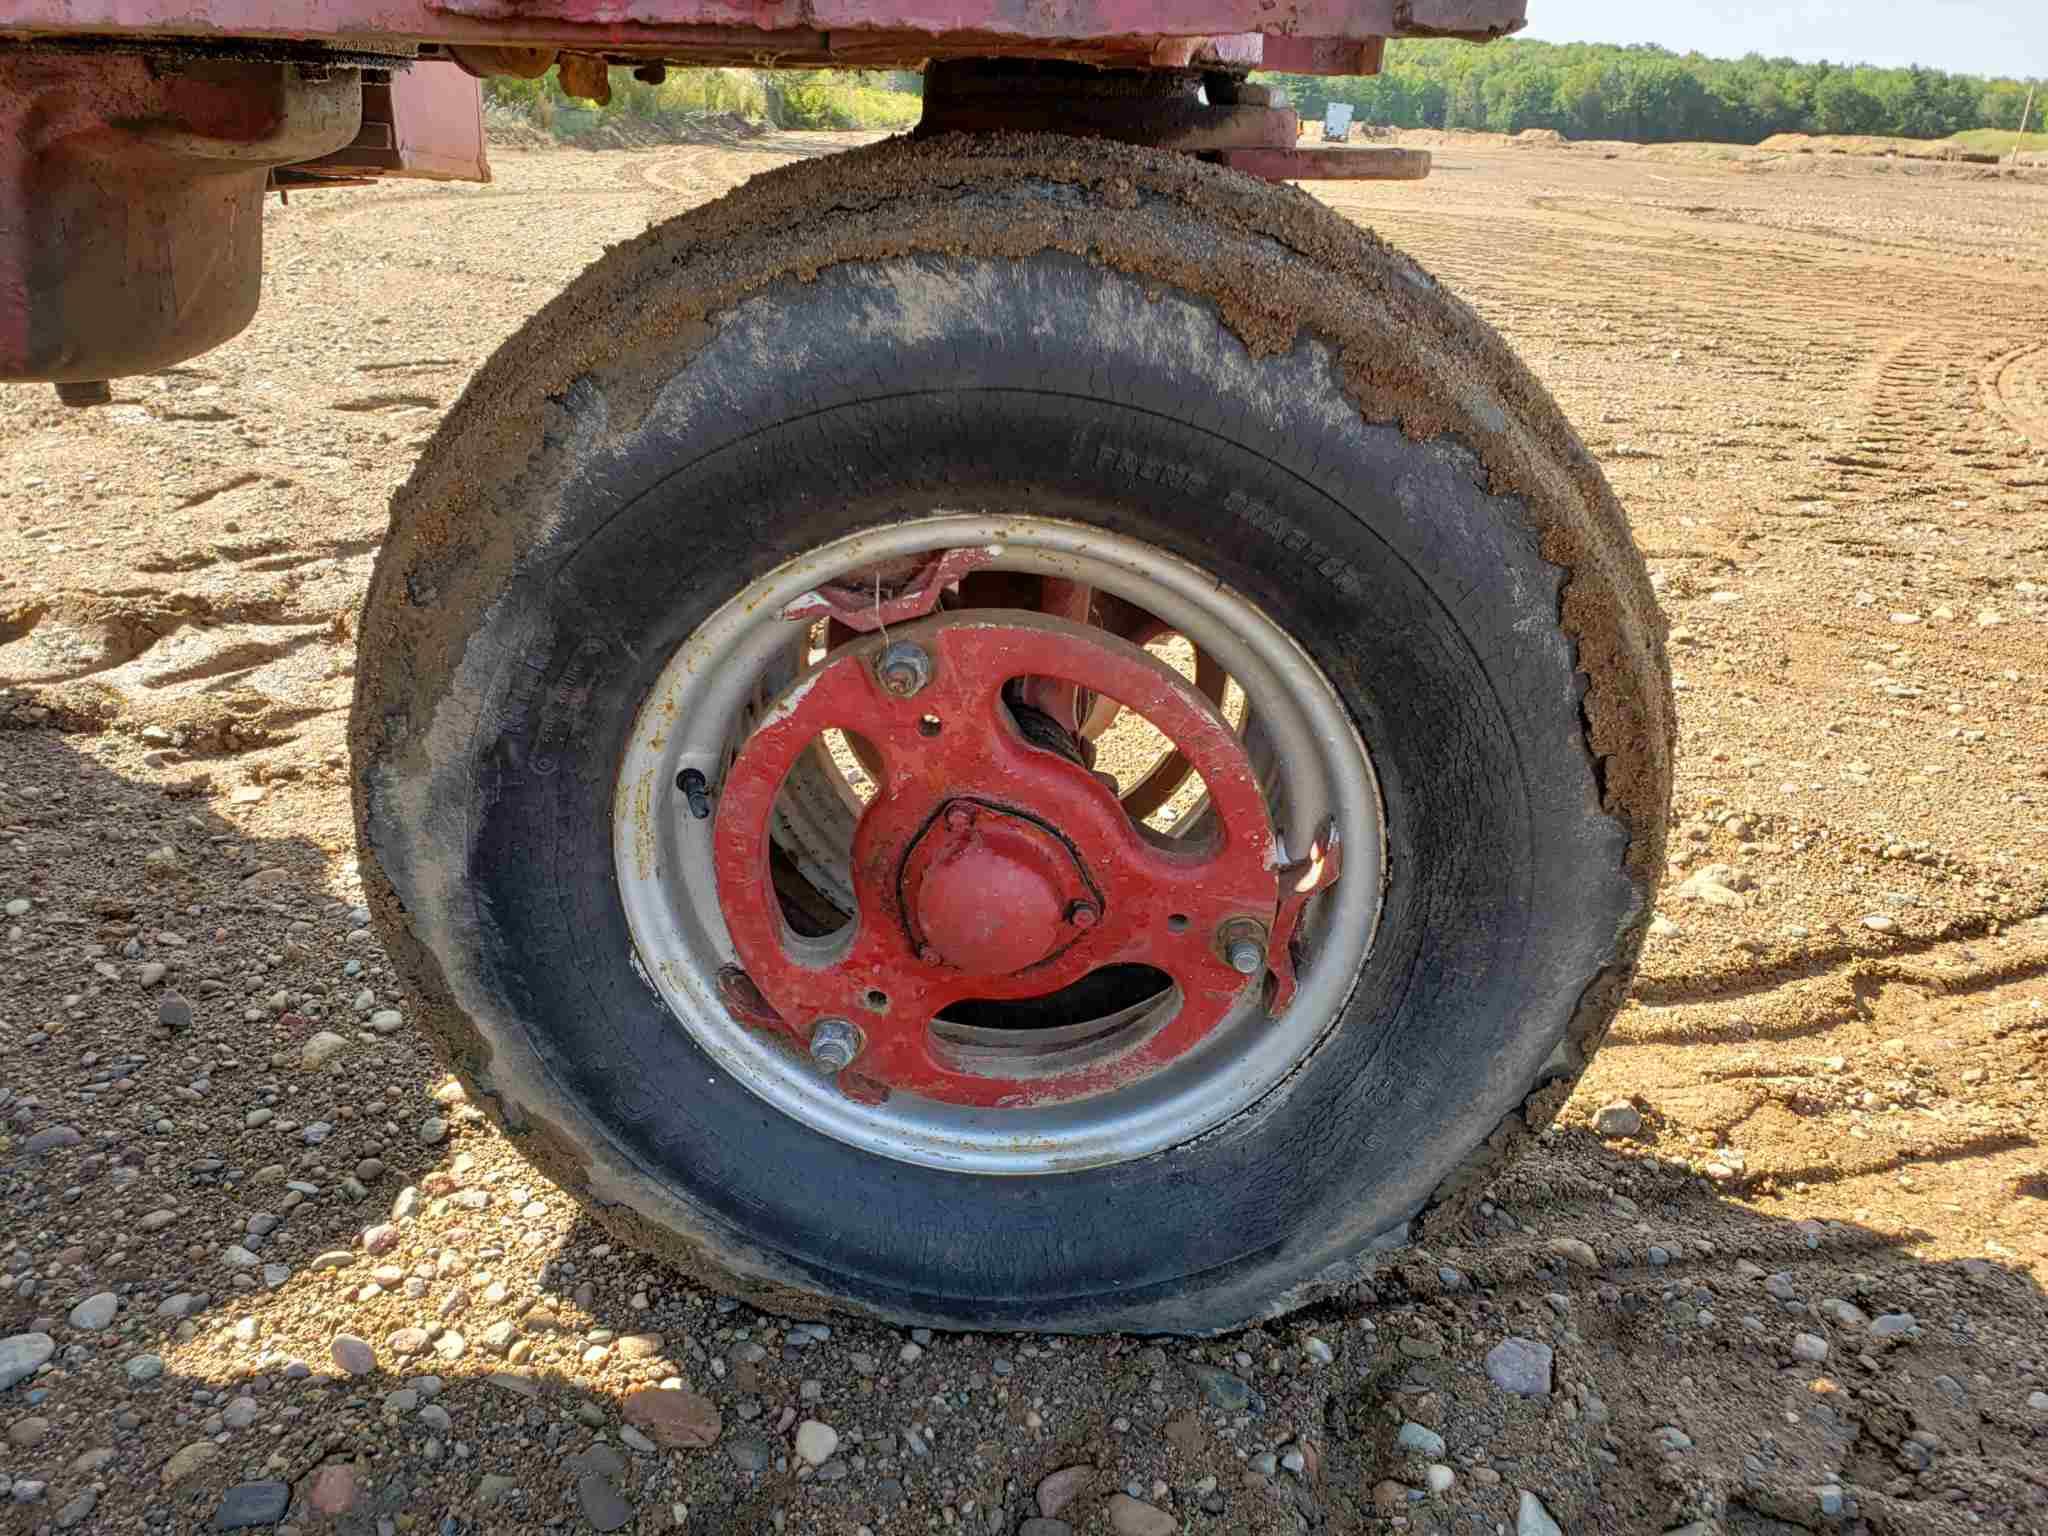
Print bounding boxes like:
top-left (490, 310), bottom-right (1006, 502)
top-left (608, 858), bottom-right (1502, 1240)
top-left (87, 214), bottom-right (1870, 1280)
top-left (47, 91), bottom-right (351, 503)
top-left (0, 51), bottom-right (363, 389)
top-left (916, 60), bottom-right (1431, 185)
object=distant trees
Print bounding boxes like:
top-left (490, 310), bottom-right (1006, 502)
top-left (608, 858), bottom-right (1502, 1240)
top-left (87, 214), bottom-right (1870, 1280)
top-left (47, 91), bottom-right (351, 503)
top-left (1263, 39), bottom-right (2035, 145)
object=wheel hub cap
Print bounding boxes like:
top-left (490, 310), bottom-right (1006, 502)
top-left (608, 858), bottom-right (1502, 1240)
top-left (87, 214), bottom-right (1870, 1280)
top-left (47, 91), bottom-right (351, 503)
top-left (904, 801), bottom-right (1095, 975)
top-left (712, 611), bottom-right (1282, 1108)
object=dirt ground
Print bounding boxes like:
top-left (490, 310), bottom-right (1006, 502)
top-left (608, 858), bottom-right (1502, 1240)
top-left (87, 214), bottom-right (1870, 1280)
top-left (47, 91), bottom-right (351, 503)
top-left (2, 130), bottom-right (2047, 1536)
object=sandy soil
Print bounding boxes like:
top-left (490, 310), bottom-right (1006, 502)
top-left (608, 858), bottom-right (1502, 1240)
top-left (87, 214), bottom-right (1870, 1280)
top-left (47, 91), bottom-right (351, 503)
top-left (2, 132), bottom-right (2046, 1535)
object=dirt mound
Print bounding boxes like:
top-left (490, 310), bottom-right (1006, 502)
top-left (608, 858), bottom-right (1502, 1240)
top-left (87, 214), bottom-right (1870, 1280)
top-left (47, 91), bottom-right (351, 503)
top-left (1514, 127), bottom-right (1566, 145)
top-left (1759, 131), bottom-right (2000, 164)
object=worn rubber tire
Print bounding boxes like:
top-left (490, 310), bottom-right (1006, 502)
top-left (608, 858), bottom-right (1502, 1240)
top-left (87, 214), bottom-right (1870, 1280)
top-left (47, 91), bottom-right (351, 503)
top-left (351, 134), bottom-right (1672, 1335)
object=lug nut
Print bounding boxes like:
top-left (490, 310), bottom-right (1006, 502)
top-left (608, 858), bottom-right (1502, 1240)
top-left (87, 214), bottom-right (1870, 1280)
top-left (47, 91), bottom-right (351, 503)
top-left (875, 640), bottom-right (933, 699)
top-left (1067, 900), bottom-right (1100, 929)
top-left (808, 1017), bottom-right (863, 1072)
top-left (1226, 938), bottom-right (1265, 975)
top-left (1217, 917), bottom-right (1270, 976)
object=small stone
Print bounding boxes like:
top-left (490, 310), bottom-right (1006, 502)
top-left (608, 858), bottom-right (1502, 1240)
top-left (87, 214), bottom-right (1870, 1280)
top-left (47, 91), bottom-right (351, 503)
top-left (300, 1032), bottom-right (348, 1069)
top-left (159, 993), bottom-right (193, 1031)
top-left (213, 1481), bottom-right (290, 1529)
top-left (307, 1463), bottom-right (357, 1516)
top-left (1019, 1522), bottom-right (1073, 1536)
top-left (1862, 914), bottom-right (1900, 934)
top-left (619, 1426), bottom-right (656, 1454)
top-left (1791, 1333), bottom-right (1829, 1363)
top-left (1820, 1298), bottom-right (1869, 1328)
top-left (125, 1354), bottom-right (165, 1382)
top-left (222, 1396), bottom-right (261, 1429)
top-left (726, 1431), bottom-right (772, 1474)
top-left (1105, 1494), bottom-right (1178, 1536)
top-left (331, 1334), bottom-right (376, 1376)
top-left (8, 1417), bottom-right (49, 1448)
top-left (476, 1474), bottom-right (516, 1507)
top-left (1675, 864), bottom-right (1749, 908)
top-left (22, 1126), bottom-right (82, 1155)
top-left (54, 1489), bottom-right (97, 1529)
top-left (67, 1291), bottom-right (118, 1331)
top-left (615, 1332), bottom-right (663, 1360)
top-left (0, 1335), bottom-right (55, 1392)
top-left (1425, 1464), bottom-right (1455, 1494)
top-left (795, 1419), bottom-right (839, 1466)
top-left (1485, 1337), bottom-right (1554, 1396)
top-left (369, 1009), bottom-right (403, 1034)
top-left (1869, 1313), bottom-right (1919, 1340)
top-left (1594, 1101), bottom-right (1643, 1137)
top-left (1302, 1336), bottom-right (1334, 1365)
top-left (1037, 1466), bottom-right (1091, 1518)
top-left (387, 1328), bottom-right (429, 1358)
top-left (1518, 1490), bottom-right (1564, 1536)
top-left (1545, 1237), bottom-right (1598, 1270)
top-left (417, 1116), bottom-right (448, 1145)
top-left (623, 1387), bottom-right (722, 1448)
top-left (1187, 1364), bottom-right (1257, 1412)
top-left (576, 1473), bottom-right (633, 1533)
top-left (1396, 1422), bottom-right (1446, 1458)
top-left (161, 1441), bottom-right (221, 1487)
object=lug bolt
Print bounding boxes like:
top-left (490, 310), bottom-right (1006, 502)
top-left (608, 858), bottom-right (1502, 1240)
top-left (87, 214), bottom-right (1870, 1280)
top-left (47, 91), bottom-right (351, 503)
top-left (1067, 900), bottom-right (1100, 929)
top-left (944, 802), bottom-right (976, 832)
top-left (808, 1017), bottom-right (863, 1072)
top-left (875, 640), bottom-right (933, 699)
top-left (1217, 917), bottom-right (1270, 976)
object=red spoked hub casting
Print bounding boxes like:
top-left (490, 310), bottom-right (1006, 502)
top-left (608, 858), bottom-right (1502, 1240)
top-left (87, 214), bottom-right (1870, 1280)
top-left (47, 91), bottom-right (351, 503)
top-left (711, 611), bottom-right (1284, 1108)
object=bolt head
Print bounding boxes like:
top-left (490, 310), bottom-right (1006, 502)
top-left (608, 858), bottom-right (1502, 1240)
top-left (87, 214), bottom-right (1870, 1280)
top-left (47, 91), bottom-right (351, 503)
top-left (1067, 901), bottom-right (1100, 929)
top-left (1226, 938), bottom-right (1265, 976)
top-left (808, 1017), bottom-right (862, 1072)
top-left (875, 640), bottom-right (933, 699)
top-left (943, 802), bottom-right (976, 833)
top-left (917, 943), bottom-right (943, 966)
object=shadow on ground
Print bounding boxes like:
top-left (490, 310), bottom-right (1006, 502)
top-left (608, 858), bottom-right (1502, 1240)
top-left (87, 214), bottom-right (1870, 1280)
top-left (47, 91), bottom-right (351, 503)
top-left (3, 726), bottom-right (2047, 1536)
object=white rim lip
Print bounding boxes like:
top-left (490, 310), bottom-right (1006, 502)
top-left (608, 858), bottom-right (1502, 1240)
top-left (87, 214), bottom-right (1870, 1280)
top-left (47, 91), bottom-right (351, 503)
top-left (613, 514), bottom-right (1385, 1175)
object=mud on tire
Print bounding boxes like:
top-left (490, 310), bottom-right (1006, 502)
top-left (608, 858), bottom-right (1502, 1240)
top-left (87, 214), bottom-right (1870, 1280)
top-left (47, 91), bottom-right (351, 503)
top-left (351, 134), bottom-right (1673, 1334)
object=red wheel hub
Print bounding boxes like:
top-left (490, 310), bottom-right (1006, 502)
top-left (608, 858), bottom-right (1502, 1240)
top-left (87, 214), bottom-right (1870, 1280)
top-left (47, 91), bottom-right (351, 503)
top-left (903, 801), bottom-right (1098, 975)
top-left (711, 610), bottom-right (1282, 1108)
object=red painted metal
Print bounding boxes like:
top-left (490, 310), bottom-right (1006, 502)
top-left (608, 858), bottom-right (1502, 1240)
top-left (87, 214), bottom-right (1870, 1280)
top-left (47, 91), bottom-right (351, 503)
top-left (0, 52), bottom-right (361, 385)
top-left (1263, 818), bottom-right (1341, 1015)
top-left (901, 801), bottom-right (1097, 974)
top-left (713, 611), bottom-right (1280, 1108)
top-left (0, 1), bottom-right (1526, 60)
top-left (287, 61), bottom-right (492, 184)
top-left (781, 546), bottom-right (995, 633)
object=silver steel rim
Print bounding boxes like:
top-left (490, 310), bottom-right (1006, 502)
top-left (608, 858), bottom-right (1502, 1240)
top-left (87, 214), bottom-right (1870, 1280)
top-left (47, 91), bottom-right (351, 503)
top-left (613, 514), bottom-right (1385, 1175)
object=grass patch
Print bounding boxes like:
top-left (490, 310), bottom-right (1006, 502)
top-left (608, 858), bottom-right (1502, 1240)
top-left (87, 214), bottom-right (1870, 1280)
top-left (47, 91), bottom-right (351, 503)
top-left (483, 65), bottom-right (920, 142)
top-left (1946, 126), bottom-right (2048, 156)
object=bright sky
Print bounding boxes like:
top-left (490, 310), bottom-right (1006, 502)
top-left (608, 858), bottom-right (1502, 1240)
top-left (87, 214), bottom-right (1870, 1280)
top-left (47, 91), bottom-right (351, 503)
top-left (1519, 1), bottom-right (2043, 78)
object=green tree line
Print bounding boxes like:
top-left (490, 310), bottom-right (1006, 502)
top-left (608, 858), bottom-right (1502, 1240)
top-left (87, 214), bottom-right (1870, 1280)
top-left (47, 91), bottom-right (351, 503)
top-left (1263, 39), bottom-right (2037, 144)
